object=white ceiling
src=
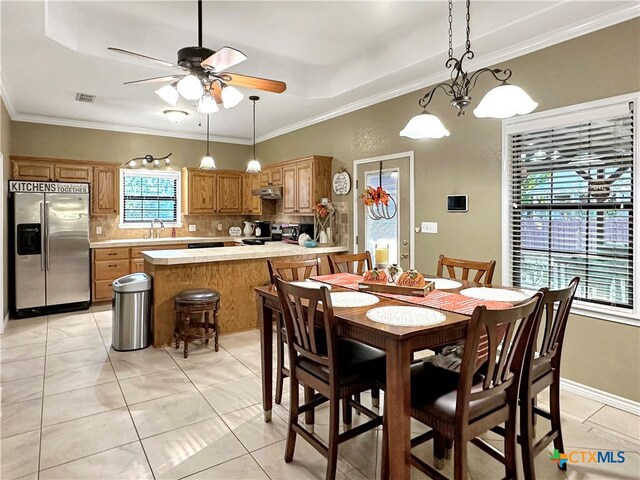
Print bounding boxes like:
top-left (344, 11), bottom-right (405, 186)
top-left (1, 1), bottom-right (638, 144)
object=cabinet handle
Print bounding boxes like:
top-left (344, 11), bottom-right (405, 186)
top-left (107, 253), bottom-right (116, 256)
top-left (108, 264), bottom-right (117, 267)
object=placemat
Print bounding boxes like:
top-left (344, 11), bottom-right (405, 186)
top-left (330, 292), bottom-right (380, 308)
top-left (366, 306), bottom-right (446, 327)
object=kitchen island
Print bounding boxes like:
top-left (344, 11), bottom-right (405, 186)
top-left (143, 243), bottom-right (348, 347)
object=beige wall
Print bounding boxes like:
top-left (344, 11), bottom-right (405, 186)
top-left (257, 19), bottom-right (640, 401)
top-left (11, 122), bottom-right (251, 170)
top-left (1, 97), bottom-right (13, 321)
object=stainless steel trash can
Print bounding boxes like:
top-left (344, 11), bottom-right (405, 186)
top-left (112, 273), bottom-right (152, 351)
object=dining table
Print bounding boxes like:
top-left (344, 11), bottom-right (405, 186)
top-left (254, 273), bottom-right (532, 479)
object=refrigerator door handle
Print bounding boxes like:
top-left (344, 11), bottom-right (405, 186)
top-left (40, 202), bottom-right (45, 271)
top-left (45, 201), bottom-right (51, 271)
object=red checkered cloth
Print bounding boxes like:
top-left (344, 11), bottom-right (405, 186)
top-left (310, 273), bottom-right (511, 315)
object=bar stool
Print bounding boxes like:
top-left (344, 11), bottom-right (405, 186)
top-left (173, 288), bottom-right (220, 358)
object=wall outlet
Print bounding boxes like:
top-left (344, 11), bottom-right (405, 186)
top-left (188, 224), bottom-right (196, 232)
top-left (421, 221), bottom-right (438, 234)
top-left (217, 223), bottom-right (223, 231)
top-left (96, 226), bottom-right (102, 235)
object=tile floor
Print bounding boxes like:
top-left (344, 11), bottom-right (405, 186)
top-left (1, 306), bottom-right (639, 479)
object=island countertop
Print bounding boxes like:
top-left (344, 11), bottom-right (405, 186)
top-left (142, 242), bottom-right (349, 265)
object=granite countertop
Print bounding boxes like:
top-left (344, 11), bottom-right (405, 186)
top-left (90, 236), bottom-right (249, 249)
top-left (142, 243), bottom-right (349, 265)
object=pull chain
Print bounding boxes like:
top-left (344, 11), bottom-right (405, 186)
top-left (465, 0), bottom-right (471, 53)
top-left (448, 0), bottom-right (453, 59)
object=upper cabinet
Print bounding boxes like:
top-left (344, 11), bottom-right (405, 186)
top-left (242, 173), bottom-right (262, 215)
top-left (281, 156), bottom-right (332, 214)
top-left (260, 166), bottom-right (283, 187)
top-left (11, 157), bottom-right (119, 216)
top-left (182, 168), bottom-right (244, 214)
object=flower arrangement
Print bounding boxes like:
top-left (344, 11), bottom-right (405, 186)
top-left (314, 203), bottom-right (330, 218)
top-left (360, 186), bottom-right (391, 207)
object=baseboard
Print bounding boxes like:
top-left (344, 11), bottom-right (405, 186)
top-left (1, 313), bottom-right (8, 334)
top-left (561, 377), bottom-right (640, 416)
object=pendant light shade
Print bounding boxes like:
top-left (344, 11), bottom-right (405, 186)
top-left (177, 74), bottom-right (204, 101)
top-left (473, 84), bottom-right (538, 119)
top-left (199, 115), bottom-right (217, 170)
top-left (400, 111), bottom-right (450, 139)
top-left (246, 95), bottom-right (262, 173)
top-left (155, 84), bottom-right (179, 106)
top-left (197, 93), bottom-right (219, 114)
top-left (221, 85), bottom-right (244, 109)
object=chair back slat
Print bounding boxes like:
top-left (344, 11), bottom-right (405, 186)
top-left (437, 254), bottom-right (496, 283)
top-left (268, 258), bottom-right (321, 284)
top-left (457, 293), bottom-right (544, 412)
top-left (536, 277), bottom-right (579, 362)
top-left (328, 252), bottom-right (372, 275)
top-left (275, 277), bottom-right (335, 370)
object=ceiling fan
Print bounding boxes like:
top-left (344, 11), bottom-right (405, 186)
top-left (108, 0), bottom-right (286, 114)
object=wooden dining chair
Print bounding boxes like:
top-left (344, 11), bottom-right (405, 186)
top-left (513, 277), bottom-right (579, 480)
top-left (404, 293), bottom-right (544, 480)
top-left (436, 254), bottom-right (496, 283)
top-left (267, 258), bottom-right (321, 405)
top-left (275, 276), bottom-right (385, 480)
top-left (328, 251), bottom-right (372, 275)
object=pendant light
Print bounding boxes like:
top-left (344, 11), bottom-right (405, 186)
top-left (400, 0), bottom-right (537, 139)
top-left (199, 115), bottom-right (216, 170)
top-left (246, 96), bottom-right (262, 173)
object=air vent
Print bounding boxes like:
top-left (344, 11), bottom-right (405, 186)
top-left (75, 93), bottom-right (96, 103)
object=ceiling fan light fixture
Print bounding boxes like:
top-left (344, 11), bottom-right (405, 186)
top-left (221, 85), bottom-right (244, 109)
top-left (155, 84), bottom-right (179, 106)
top-left (177, 74), bottom-right (204, 101)
top-left (163, 109), bottom-right (188, 124)
top-left (473, 84), bottom-right (538, 119)
top-left (400, 111), bottom-right (450, 139)
top-left (197, 94), bottom-right (219, 114)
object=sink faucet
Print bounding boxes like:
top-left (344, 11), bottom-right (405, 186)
top-left (150, 218), bottom-right (164, 239)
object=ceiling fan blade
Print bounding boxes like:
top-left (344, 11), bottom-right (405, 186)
top-left (108, 47), bottom-right (184, 70)
top-left (124, 75), bottom-right (183, 85)
top-left (201, 46), bottom-right (247, 72)
top-left (224, 73), bottom-right (287, 94)
top-left (209, 82), bottom-right (223, 104)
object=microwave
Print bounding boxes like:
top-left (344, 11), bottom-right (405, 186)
top-left (280, 223), bottom-right (314, 243)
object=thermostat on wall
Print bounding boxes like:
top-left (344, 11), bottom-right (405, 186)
top-left (447, 195), bottom-right (468, 212)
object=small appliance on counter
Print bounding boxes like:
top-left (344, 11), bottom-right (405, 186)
top-left (271, 224), bottom-right (283, 241)
top-left (281, 223), bottom-right (315, 244)
top-left (254, 221), bottom-right (272, 240)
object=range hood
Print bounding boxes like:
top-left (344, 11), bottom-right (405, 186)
top-left (252, 186), bottom-right (282, 200)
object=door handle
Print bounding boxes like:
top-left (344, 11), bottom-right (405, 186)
top-left (39, 202), bottom-right (45, 271)
top-left (45, 202), bottom-right (51, 271)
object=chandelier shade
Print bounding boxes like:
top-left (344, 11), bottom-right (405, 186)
top-left (177, 74), bottom-right (204, 101)
top-left (473, 84), bottom-right (538, 119)
top-left (222, 85), bottom-right (244, 109)
top-left (246, 159), bottom-right (262, 173)
top-left (197, 94), bottom-right (219, 114)
top-left (399, 111), bottom-right (450, 139)
top-left (155, 84), bottom-right (179, 106)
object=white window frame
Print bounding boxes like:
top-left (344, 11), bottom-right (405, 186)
top-left (119, 169), bottom-right (182, 229)
top-left (502, 92), bottom-right (639, 327)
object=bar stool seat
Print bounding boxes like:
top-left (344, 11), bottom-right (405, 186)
top-left (174, 288), bottom-right (220, 358)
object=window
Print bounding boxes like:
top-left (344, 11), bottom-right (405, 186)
top-left (503, 94), bottom-right (638, 324)
top-left (119, 170), bottom-right (181, 228)
top-left (364, 169), bottom-right (399, 264)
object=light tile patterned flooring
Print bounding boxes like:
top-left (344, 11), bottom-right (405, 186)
top-left (1, 306), bottom-right (639, 479)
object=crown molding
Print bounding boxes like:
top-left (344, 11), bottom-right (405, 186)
top-left (0, 72), bottom-right (17, 118)
top-left (256, 3), bottom-right (640, 143)
top-left (9, 113), bottom-right (251, 145)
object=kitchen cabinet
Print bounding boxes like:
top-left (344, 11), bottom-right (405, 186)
top-left (12, 159), bottom-right (54, 181)
top-left (184, 170), bottom-right (216, 214)
top-left (92, 165), bottom-right (118, 215)
top-left (260, 166), bottom-right (283, 186)
top-left (55, 164), bottom-right (93, 183)
top-left (242, 173), bottom-right (262, 214)
top-left (282, 156), bottom-right (332, 214)
top-left (216, 172), bottom-right (243, 213)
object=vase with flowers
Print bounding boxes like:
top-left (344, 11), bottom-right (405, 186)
top-left (313, 198), bottom-right (335, 245)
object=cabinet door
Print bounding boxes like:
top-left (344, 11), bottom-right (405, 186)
top-left (270, 167), bottom-right (283, 186)
top-left (282, 165), bottom-right (297, 213)
top-left (55, 164), bottom-right (93, 183)
top-left (189, 172), bottom-right (216, 213)
top-left (12, 160), bottom-right (54, 181)
top-left (296, 161), bottom-right (314, 213)
top-left (92, 166), bottom-right (118, 215)
top-left (243, 173), bottom-right (262, 214)
top-left (217, 173), bottom-right (242, 213)
top-left (130, 258), bottom-right (145, 273)
top-left (260, 171), bottom-right (271, 187)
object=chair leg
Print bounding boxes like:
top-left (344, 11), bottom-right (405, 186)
top-left (275, 316), bottom-right (285, 405)
top-left (434, 431), bottom-right (447, 470)
top-left (531, 395), bottom-right (537, 437)
top-left (504, 412), bottom-right (518, 480)
top-left (204, 311), bottom-right (209, 344)
top-left (453, 439), bottom-right (469, 480)
top-left (380, 401), bottom-right (389, 480)
top-left (304, 386), bottom-right (315, 434)
top-left (550, 372), bottom-right (566, 471)
top-left (326, 396), bottom-right (340, 480)
top-left (353, 393), bottom-right (361, 415)
top-left (520, 392), bottom-right (537, 480)
top-left (213, 303), bottom-right (220, 352)
top-left (341, 397), bottom-right (352, 428)
top-left (182, 314), bottom-right (191, 359)
top-left (174, 312), bottom-right (181, 349)
top-left (445, 438), bottom-right (453, 459)
top-left (371, 387), bottom-right (380, 408)
top-left (284, 375), bottom-right (299, 463)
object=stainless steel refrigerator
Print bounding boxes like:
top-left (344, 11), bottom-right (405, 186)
top-left (10, 181), bottom-right (91, 318)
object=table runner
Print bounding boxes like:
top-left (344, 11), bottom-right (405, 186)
top-left (310, 273), bottom-right (512, 315)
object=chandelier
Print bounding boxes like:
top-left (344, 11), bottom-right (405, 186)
top-left (400, 0), bottom-right (537, 139)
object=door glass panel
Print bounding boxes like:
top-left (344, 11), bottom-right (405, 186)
top-left (364, 169), bottom-right (399, 264)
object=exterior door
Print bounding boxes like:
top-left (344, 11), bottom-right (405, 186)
top-left (356, 156), bottom-right (413, 271)
top-left (46, 193), bottom-right (90, 306)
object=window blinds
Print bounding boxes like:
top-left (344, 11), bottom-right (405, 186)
top-left (122, 170), bottom-right (179, 224)
top-left (506, 101), bottom-right (634, 309)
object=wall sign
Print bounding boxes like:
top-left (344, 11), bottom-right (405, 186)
top-left (332, 169), bottom-right (351, 195)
